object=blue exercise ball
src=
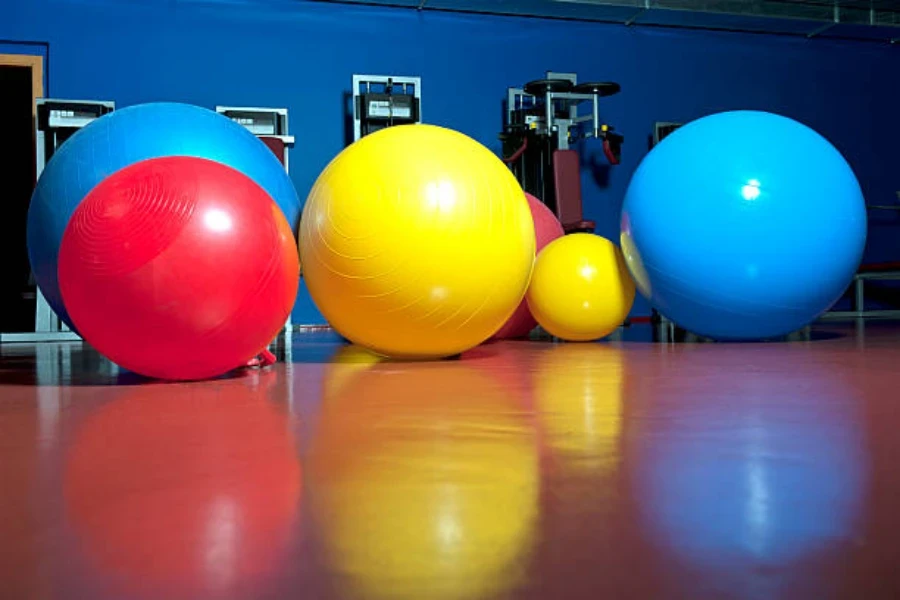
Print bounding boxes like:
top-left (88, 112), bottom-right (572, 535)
top-left (620, 110), bottom-right (867, 340)
top-left (27, 102), bottom-right (300, 330)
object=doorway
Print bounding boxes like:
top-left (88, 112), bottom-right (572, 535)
top-left (0, 54), bottom-right (43, 333)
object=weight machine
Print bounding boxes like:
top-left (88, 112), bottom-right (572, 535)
top-left (216, 105), bottom-right (296, 341)
top-left (352, 74), bottom-right (421, 141)
top-left (501, 71), bottom-right (623, 234)
top-left (1, 99), bottom-right (115, 344)
top-left (215, 106), bottom-right (295, 171)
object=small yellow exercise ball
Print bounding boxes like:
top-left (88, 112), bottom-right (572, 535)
top-left (526, 233), bottom-right (635, 341)
top-left (299, 124), bottom-right (535, 359)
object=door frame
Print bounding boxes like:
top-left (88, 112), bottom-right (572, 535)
top-left (0, 52), bottom-right (43, 102)
top-left (0, 53), bottom-right (44, 181)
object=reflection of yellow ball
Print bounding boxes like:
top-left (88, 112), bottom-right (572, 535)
top-left (534, 344), bottom-right (626, 476)
top-left (299, 124), bottom-right (535, 359)
top-left (309, 363), bottom-right (539, 600)
top-left (526, 233), bottom-right (635, 341)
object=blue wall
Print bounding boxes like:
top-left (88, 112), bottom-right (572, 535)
top-left (4, 0), bottom-right (899, 323)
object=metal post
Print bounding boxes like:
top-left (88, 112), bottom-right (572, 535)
top-left (854, 277), bottom-right (864, 315)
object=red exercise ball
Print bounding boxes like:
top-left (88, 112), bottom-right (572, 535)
top-left (58, 156), bottom-right (300, 380)
top-left (492, 193), bottom-right (565, 340)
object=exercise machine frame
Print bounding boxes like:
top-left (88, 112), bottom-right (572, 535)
top-left (352, 74), bottom-right (421, 142)
top-left (1, 98), bottom-right (115, 344)
top-left (217, 105), bottom-right (297, 335)
top-left (501, 71), bottom-right (622, 232)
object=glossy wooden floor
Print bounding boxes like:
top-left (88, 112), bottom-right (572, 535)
top-left (2, 321), bottom-right (900, 599)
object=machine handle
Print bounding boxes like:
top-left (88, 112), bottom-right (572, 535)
top-left (502, 136), bottom-right (529, 163)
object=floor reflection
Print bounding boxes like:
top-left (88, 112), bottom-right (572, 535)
top-left (2, 321), bottom-right (899, 599)
top-left (628, 345), bottom-right (868, 598)
top-left (533, 343), bottom-right (627, 477)
top-left (60, 370), bottom-right (302, 600)
top-left (306, 349), bottom-right (539, 600)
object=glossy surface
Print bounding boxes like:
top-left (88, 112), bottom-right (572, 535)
top-left (299, 124), bottom-right (535, 359)
top-left (492, 192), bottom-right (565, 340)
top-left (27, 102), bottom-right (300, 330)
top-left (3, 321), bottom-right (900, 598)
top-left (527, 233), bottom-right (635, 341)
top-left (621, 110), bottom-right (867, 341)
top-left (59, 157), bottom-right (299, 381)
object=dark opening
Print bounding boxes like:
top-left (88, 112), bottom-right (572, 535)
top-left (0, 65), bottom-right (37, 333)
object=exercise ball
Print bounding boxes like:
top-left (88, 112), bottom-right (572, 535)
top-left (621, 110), bottom-right (866, 340)
top-left (58, 156), bottom-right (299, 381)
top-left (28, 101), bottom-right (300, 330)
top-left (492, 193), bottom-right (565, 340)
top-left (527, 233), bottom-right (635, 341)
top-left (300, 124), bottom-right (535, 359)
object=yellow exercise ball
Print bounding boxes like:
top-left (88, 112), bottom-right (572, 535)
top-left (526, 233), bottom-right (635, 341)
top-left (299, 124), bottom-right (535, 359)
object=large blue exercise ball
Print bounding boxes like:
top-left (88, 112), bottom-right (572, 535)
top-left (620, 110), bottom-right (867, 340)
top-left (26, 102), bottom-right (300, 330)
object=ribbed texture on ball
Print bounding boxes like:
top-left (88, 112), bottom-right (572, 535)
top-left (66, 158), bottom-right (196, 277)
top-left (59, 156), bottom-right (299, 380)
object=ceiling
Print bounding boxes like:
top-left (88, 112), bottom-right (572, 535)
top-left (311, 0), bottom-right (900, 43)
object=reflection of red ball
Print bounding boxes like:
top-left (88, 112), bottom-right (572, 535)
top-left (492, 193), bottom-right (564, 339)
top-left (58, 156), bottom-right (299, 380)
top-left (63, 380), bottom-right (302, 599)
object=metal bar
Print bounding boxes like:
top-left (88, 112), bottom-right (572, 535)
top-left (807, 22), bottom-right (836, 38)
top-left (548, 92), bottom-right (595, 103)
top-left (545, 90), bottom-right (555, 147)
top-left (820, 310), bottom-right (900, 320)
top-left (0, 332), bottom-right (82, 343)
top-left (854, 278), bottom-right (864, 312)
top-left (856, 271), bottom-right (900, 281)
top-left (625, 0), bottom-right (650, 27)
top-left (809, 1), bottom-right (839, 38)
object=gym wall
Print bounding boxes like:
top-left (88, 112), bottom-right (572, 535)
top-left (3, 0), bottom-right (898, 324)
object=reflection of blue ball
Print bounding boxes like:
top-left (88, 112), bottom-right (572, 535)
top-left (27, 102), bottom-right (301, 330)
top-left (633, 348), bottom-right (865, 581)
top-left (620, 110), bottom-right (867, 340)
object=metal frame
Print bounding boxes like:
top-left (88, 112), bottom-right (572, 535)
top-left (2, 98), bottom-right (115, 344)
top-left (216, 105), bottom-right (297, 333)
top-left (653, 121), bottom-right (683, 146)
top-left (352, 74), bottom-right (421, 142)
top-left (506, 71), bottom-right (607, 152)
top-left (315, 1), bottom-right (900, 44)
top-left (215, 106), bottom-right (296, 171)
top-left (820, 270), bottom-right (900, 320)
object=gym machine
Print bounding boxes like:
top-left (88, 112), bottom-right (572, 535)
top-left (501, 71), bottom-right (623, 234)
top-left (215, 106), bottom-right (295, 172)
top-left (217, 105), bottom-right (296, 342)
top-left (646, 121), bottom-right (683, 341)
top-left (653, 121), bottom-right (682, 147)
top-left (1, 99), bottom-right (115, 344)
top-left (352, 74), bottom-right (421, 142)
